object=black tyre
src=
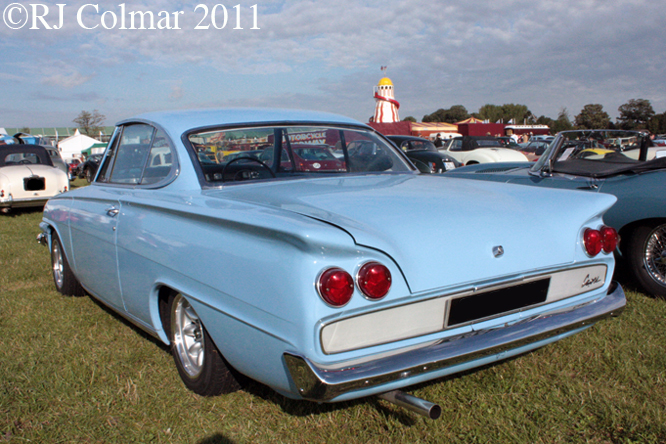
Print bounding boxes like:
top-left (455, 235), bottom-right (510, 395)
top-left (164, 292), bottom-right (243, 396)
top-left (625, 222), bottom-right (666, 298)
top-left (50, 232), bottom-right (86, 296)
top-left (85, 168), bottom-right (93, 183)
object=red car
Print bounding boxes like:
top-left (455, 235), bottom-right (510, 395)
top-left (66, 159), bottom-right (81, 180)
top-left (260, 144), bottom-right (346, 172)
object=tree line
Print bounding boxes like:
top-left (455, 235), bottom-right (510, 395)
top-left (404, 99), bottom-right (666, 134)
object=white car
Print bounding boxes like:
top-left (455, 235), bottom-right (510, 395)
top-left (0, 145), bottom-right (69, 213)
top-left (441, 136), bottom-right (529, 165)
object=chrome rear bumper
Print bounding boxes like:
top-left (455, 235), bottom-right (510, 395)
top-left (284, 282), bottom-right (625, 402)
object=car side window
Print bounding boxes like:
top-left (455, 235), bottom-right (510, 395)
top-left (95, 130), bottom-right (120, 183)
top-left (142, 129), bottom-right (174, 185)
top-left (96, 124), bottom-right (174, 186)
top-left (107, 125), bottom-right (154, 184)
top-left (449, 139), bottom-right (463, 152)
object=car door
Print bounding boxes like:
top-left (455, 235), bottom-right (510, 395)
top-left (68, 131), bottom-right (125, 309)
top-left (444, 138), bottom-right (466, 164)
top-left (68, 124), bottom-right (157, 311)
top-left (114, 128), bottom-right (177, 324)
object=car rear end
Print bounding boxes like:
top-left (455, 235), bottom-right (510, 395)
top-left (207, 175), bottom-right (625, 403)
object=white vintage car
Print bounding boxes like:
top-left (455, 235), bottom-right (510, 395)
top-left (0, 145), bottom-right (69, 213)
top-left (441, 136), bottom-right (529, 165)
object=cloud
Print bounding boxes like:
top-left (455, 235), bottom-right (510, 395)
top-left (41, 70), bottom-right (95, 88)
top-left (2, 0), bottom-right (666, 125)
top-left (169, 83), bottom-right (183, 100)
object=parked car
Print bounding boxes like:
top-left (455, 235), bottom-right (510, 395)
top-left (66, 158), bottom-right (81, 180)
top-left (38, 109), bottom-right (625, 417)
top-left (518, 140), bottom-right (551, 161)
top-left (75, 154), bottom-right (103, 182)
top-left (531, 135), bottom-right (555, 143)
top-left (0, 134), bottom-right (18, 145)
top-left (445, 129), bottom-right (666, 298)
top-left (258, 144), bottom-right (346, 172)
top-left (496, 136), bottom-right (520, 148)
top-left (0, 145), bottom-right (69, 212)
top-left (440, 136), bottom-right (529, 165)
top-left (387, 135), bottom-right (460, 173)
top-left (44, 147), bottom-right (69, 176)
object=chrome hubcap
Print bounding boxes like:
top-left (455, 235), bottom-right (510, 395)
top-left (171, 294), bottom-right (205, 378)
top-left (645, 225), bottom-right (666, 286)
top-left (52, 241), bottom-right (64, 289)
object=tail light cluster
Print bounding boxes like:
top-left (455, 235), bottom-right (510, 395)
top-left (583, 226), bottom-right (619, 256)
top-left (317, 262), bottom-right (392, 307)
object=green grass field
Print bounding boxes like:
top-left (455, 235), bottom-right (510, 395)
top-left (2, 201), bottom-right (666, 443)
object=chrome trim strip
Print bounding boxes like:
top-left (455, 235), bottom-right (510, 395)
top-left (285, 282), bottom-right (625, 402)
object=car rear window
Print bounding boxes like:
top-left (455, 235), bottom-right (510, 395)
top-left (187, 125), bottom-right (413, 185)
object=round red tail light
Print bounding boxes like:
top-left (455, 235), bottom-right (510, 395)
top-left (357, 262), bottom-right (391, 300)
top-left (600, 226), bottom-right (619, 253)
top-left (318, 268), bottom-right (354, 307)
top-left (583, 228), bottom-right (602, 256)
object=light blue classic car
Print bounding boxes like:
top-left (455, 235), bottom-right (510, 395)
top-left (445, 130), bottom-right (666, 299)
top-left (38, 109), bottom-right (625, 419)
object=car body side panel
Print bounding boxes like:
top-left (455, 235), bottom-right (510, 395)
top-left (446, 163), bottom-right (666, 233)
top-left (596, 171), bottom-right (666, 230)
top-left (66, 188), bottom-right (124, 310)
top-left (211, 175), bottom-right (617, 294)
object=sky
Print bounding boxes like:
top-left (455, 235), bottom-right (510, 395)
top-left (1, 0), bottom-right (665, 128)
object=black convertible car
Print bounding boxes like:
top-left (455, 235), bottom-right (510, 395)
top-left (387, 135), bottom-right (460, 173)
top-left (75, 154), bottom-right (103, 182)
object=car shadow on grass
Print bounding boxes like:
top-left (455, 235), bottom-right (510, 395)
top-left (0, 206), bottom-right (44, 217)
top-left (85, 296), bottom-right (427, 424)
top-left (87, 294), bottom-right (170, 353)
top-left (196, 433), bottom-right (239, 444)
top-left (240, 351), bottom-right (537, 426)
top-left (83, 287), bottom-right (541, 426)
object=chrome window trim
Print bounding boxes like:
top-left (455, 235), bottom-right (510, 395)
top-left (93, 121), bottom-right (179, 189)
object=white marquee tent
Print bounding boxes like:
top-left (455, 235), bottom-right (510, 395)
top-left (58, 129), bottom-right (102, 162)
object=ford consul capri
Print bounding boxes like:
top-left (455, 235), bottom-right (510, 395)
top-left (38, 109), bottom-right (625, 418)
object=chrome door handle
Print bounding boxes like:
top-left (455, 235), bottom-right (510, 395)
top-left (106, 207), bottom-right (119, 217)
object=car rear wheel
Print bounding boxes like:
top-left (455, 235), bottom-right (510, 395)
top-left (85, 168), bottom-right (94, 183)
top-left (166, 292), bottom-right (243, 396)
top-left (625, 222), bottom-right (666, 298)
top-left (51, 232), bottom-right (86, 296)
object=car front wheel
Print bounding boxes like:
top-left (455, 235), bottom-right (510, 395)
top-left (85, 168), bottom-right (94, 183)
top-left (625, 222), bottom-right (666, 298)
top-left (166, 292), bottom-right (243, 396)
top-left (50, 232), bottom-right (86, 296)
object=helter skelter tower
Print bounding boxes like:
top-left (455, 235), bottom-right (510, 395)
top-left (372, 66), bottom-right (400, 123)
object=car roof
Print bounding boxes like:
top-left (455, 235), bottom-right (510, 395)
top-left (120, 108), bottom-right (369, 136)
top-left (0, 144), bottom-right (53, 166)
top-left (387, 135), bottom-right (425, 141)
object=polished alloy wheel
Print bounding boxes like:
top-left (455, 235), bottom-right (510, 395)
top-left (644, 225), bottom-right (666, 286)
top-left (52, 240), bottom-right (64, 290)
top-left (171, 294), bottom-right (205, 378)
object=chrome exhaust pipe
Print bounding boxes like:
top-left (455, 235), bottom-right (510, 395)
top-left (378, 390), bottom-right (442, 420)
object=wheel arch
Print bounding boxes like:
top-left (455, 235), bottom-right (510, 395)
top-left (156, 284), bottom-right (177, 345)
top-left (617, 217), bottom-right (666, 256)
